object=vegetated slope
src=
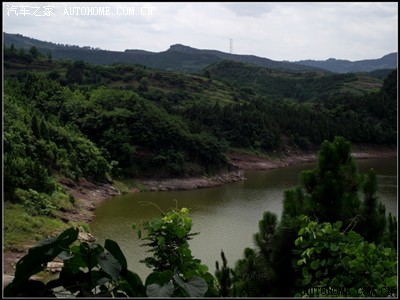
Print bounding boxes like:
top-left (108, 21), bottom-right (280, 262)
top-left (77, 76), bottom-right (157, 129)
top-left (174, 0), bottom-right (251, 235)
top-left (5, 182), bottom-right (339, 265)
top-left (4, 56), bottom-right (235, 187)
top-left (4, 48), bottom-right (397, 199)
top-left (206, 60), bottom-right (383, 102)
top-left (295, 52), bottom-right (397, 73)
top-left (4, 46), bottom-right (397, 292)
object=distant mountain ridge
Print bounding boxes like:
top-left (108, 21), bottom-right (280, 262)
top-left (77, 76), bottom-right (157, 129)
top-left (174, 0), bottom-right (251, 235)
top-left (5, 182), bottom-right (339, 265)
top-left (4, 32), bottom-right (322, 73)
top-left (295, 53), bottom-right (397, 73)
top-left (3, 32), bottom-right (397, 73)
top-left (163, 44), bottom-right (323, 71)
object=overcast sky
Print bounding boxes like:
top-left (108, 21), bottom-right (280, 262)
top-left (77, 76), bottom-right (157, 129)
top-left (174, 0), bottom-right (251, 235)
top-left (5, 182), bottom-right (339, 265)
top-left (3, 2), bottom-right (398, 61)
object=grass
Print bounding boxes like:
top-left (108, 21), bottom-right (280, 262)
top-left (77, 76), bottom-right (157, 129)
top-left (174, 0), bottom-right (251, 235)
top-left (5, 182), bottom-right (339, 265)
top-left (3, 202), bottom-right (69, 250)
top-left (112, 179), bottom-right (133, 194)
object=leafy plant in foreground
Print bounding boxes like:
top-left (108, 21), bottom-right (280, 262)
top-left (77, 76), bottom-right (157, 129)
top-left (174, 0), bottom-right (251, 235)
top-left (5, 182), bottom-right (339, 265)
top-left (4, 227), bottom-right (145, 297)
top-left (293, 215), bottom-right (397, 297)
top-left (134, 206), bottom-right (219, 297)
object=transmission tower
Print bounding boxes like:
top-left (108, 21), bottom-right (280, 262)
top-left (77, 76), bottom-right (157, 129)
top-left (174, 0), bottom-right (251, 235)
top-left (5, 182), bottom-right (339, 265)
top-left (230, 38), bottom-right (233, 54)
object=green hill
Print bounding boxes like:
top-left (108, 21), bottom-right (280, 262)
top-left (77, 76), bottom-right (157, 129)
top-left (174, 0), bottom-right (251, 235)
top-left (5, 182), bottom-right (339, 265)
top-left (3, 32), bottom-right (325, 73)
top-left (4, 46), bottom-right (397, 202)
top-left (206, 60), bottom-right (383, 102)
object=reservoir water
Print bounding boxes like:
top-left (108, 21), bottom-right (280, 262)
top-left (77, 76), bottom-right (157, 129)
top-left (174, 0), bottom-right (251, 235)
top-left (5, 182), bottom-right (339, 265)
top-left (90, 157), bottom-right (397, 279)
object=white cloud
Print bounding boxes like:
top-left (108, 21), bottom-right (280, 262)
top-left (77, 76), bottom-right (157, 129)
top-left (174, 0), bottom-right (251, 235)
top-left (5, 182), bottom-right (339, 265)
top-left (2, 2), bottom-right (398, 61)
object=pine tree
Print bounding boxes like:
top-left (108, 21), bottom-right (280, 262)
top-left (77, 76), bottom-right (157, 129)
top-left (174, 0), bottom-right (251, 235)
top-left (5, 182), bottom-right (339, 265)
top-left (356, 168), bottom-right (387, 243)
top-left (282, 137), bottom-right (362, 226)
top-left (384, 213), bottom-right (397, 249)
top-left (243, 137), bottom-right (394, 296)
top-left (31, 113), bottom-right (41, 139)
top-left (215, 250), bottom-right (232, 297)
top-left (39, 118), bottom-right (49, 140)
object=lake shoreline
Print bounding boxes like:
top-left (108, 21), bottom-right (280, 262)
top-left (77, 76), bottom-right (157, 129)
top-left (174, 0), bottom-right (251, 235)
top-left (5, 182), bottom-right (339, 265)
top-left (56, 146), bottom-right (397, 226)
top-left (136, 146), bottom-right (397, 191)
top-left (3, 147), bottom-right (397, 283)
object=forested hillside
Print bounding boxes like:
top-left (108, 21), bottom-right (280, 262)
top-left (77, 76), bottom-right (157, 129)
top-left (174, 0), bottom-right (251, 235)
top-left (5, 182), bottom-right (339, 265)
top-left (4, 45), bottom-right (397, 201)
top-left (3, 44), bottom-right (397, 256)
top-left (3, 40), bottom-right (398, 297)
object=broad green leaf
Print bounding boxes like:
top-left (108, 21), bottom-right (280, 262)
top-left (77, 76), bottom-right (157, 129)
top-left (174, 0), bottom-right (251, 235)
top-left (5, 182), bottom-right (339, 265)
top-left (158, 270), bottom-right (173, 284)
top-left (175, 226), bottom-right (186, 238)
top-left (104, 239), bottom-right (127, 270)
top-left (122, 270), bottom-right (144, 291)
top-left (149, 219), bottom-right (162, 231)
top-left (146, 281), bottom-right (174, 297)
top-left (65, 251), bottom-right (86, 274)
top-left (181, 247), bottom-right (192, 258)
top-left (145, 272), bottom-right (161, 286)
top-left (330, 243), bottom-right (339, 252)
top-left (306, 248), bottom-right (314, 258)
top-left (173, 274), bottom-right (208, 297)
top-left (347, 230), bottom-right (361, 242)
top-left (90, 243), bottom-right (103, 254)
top-left (97, 252), bottom-right (122, 280)
top-left (197, 264), bottom-right (208, 273)
top-left (13, 227), bottom-right (78, 286)
top-left (295, 236), bottom-right (303, 246)
top-left (310, 260), bottom-right (320, 270)
top-left (333, 220), bottom-right (342, 230)
top-left (79, 242), bottom-right (98, 269)
top-left (323, 223), bottom-right (332, 233)
top-left (56, 227), bottom-right (80, 247)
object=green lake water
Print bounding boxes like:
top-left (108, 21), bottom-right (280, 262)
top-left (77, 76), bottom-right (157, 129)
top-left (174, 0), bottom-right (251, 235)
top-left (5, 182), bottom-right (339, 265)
top-left (90, 157), bottom-right (397, 279)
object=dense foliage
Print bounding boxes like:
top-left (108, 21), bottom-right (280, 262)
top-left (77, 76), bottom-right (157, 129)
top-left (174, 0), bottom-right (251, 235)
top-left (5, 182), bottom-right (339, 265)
top-left (4, 227), bottom-right (146, 297)
top-left (220, 137), bottom-right (397, 297)
top-left (134, 207), bottom-right (218, 297)
top-left (4, 49), bottom-right (231, 201)
top-left (183, 68), bottom-right (397, 149)
top-left (4, 138), bottom-right (397, 297)
top-left (3, 46), bottom-right (397, 297)
top-left (5, 209), bottom-right (218, 297)
top-left (293, 216), bottom-right (397, 297)
top-left (5, 46), bottom-right (395, 201)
